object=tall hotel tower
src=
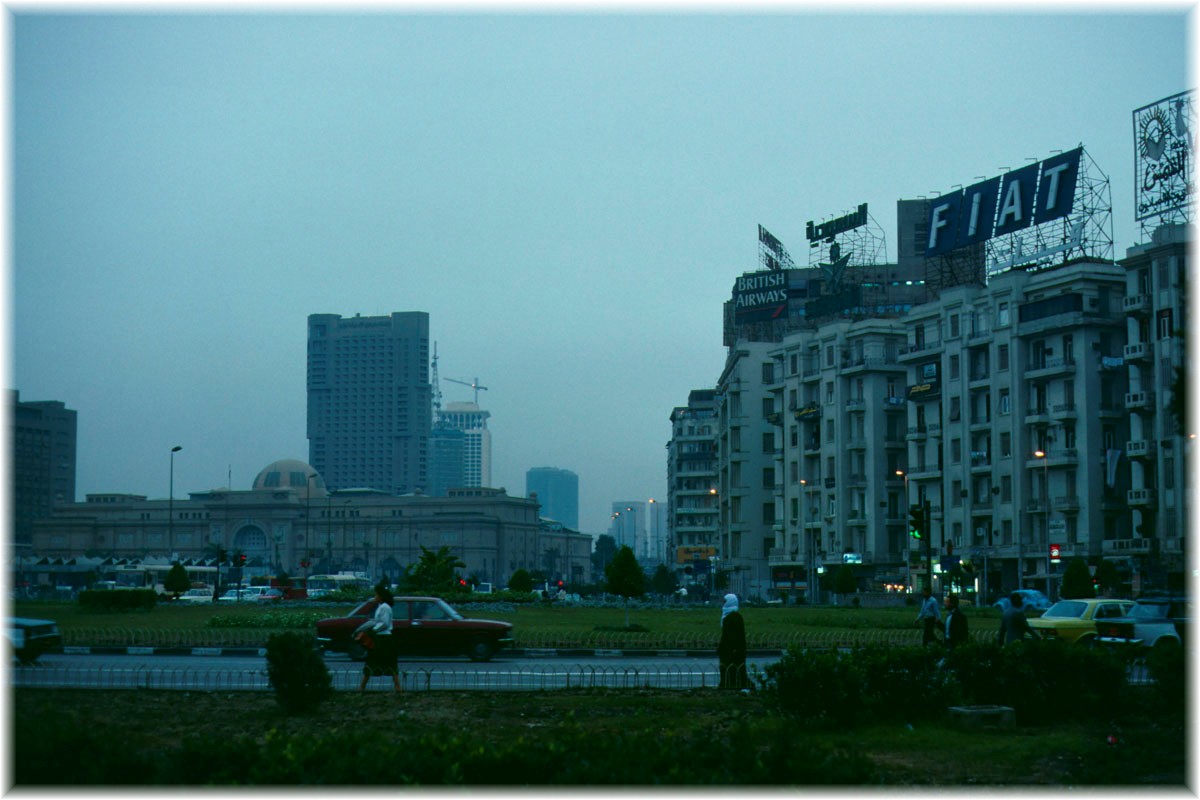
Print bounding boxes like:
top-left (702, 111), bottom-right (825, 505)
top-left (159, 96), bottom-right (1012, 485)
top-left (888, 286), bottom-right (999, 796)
top-left (307, 312), bottom-right (432, 494)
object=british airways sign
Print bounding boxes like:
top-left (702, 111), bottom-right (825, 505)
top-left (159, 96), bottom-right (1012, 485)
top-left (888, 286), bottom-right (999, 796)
top-left (924, 147), bottom-right (1082, 257)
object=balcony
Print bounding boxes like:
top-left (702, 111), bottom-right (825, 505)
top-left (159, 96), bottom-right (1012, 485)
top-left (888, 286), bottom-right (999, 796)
top-left (1127, 489), bottom-right (1157, 507)
top-left (899, 339), bottom-right (944, 362)
top-left (1124, 342), bottom-right (1150, 362)
top-left (1026, 358), bottom-right (1077, 379)
top-left (1123, 294), bottom-right (1152, 316)
top-left (847, 438), bottom-right (867, 450)
top-left (1052, 495), bottom-right (1081, 512)
top-left (1051, 403), bottom-right (1078, 420)
top-left (1127, 440), bottom-right (1156, 460)
top-left (906, 426), bottom-right (928, 441)
top-left (1125, 391), bottom-right (1156, 411)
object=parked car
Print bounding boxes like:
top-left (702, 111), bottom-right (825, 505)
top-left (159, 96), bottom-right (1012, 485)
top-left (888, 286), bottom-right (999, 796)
top-left (1095, 594), bottom-right (1189, 651)
top-left (256, 588), bottom-right (285, 602)
top-left (176, 588), bottom-right (215, 604)
top-left (218, 586), bottom-right (276, 602)
top-left (315, 596), bottom-right (514, 662)
top-left (1028, 597), bottom-right (1134, 645)
top-left (8, 617), bottom-right (62, 664)
top-left (992, 589), bottom-right (1051, 615)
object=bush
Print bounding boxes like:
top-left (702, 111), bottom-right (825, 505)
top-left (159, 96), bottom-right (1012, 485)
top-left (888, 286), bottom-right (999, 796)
top-left (265, 632), bottom-right (333, 715)
top-left (77, 589), bottom-right (158, 612)
top-left (944, 640), bottom-right (1129, 725)
top-left (760, 648), bottom-right (864, 726)
top-left (1145, 642), bottom-right (1186, 714)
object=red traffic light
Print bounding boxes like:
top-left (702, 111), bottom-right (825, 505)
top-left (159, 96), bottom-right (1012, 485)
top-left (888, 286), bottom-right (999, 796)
top-left (458, 578), bottom-right (467, 586)
top-left (238, 554), bottom-right (247, 565)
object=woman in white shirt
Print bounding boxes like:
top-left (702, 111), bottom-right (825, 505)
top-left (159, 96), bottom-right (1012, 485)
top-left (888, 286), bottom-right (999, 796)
top-left (355, 583), bottom-right (402, 692)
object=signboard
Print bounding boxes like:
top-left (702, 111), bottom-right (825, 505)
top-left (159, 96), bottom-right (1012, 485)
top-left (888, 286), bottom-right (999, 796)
top-left (1049, 543), bottom-right (1063, 563)
top-left (907, 379), bottom-right (940, 400)
top-left (842, 553), bottom-right (862, 564)
top-left (1134, 91), bottom-right (1194, 222)
top-left (807, 203), bottom-right (869, 242)
top-left (925, 148), bottom-right (1083, 256)
top-left (731, 270), bottom-right (793, 324)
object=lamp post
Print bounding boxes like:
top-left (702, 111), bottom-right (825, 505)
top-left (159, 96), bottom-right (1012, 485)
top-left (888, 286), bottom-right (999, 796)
top-left (305, 473), bottom-right (316, 572)
top-left (896, 469), bottom-right (909, 594)
top-left (325, 495), bottom-right (334, 572)
top-left (1035, 448), bottom-right (1051, 600)
top-left (168, 445), bottom-right (182, 552)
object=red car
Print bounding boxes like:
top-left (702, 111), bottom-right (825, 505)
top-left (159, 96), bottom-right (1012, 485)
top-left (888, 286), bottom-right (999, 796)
top-left (315, 596), bottom-right (514, 662)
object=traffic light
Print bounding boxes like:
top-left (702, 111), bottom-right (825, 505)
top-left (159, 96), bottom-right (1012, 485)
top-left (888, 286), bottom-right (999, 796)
top-left (238, 554), bottom-right (247, 566)
top-left (908, 505), bottom-right (925, 540)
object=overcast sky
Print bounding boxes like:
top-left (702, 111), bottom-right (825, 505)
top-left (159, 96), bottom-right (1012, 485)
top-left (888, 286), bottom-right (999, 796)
top-left (9, 7), bottom-right (1192, 535)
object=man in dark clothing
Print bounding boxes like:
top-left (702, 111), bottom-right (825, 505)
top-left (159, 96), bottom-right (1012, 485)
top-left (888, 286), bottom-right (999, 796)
top-left (943, 592), bottom-right (969, 650)
top-left (718, 593), bottom-right (748, 690)
top-left (997, 591), bottom-right (1041, 645)
top-left (916, 586), bottom-right (941, 646)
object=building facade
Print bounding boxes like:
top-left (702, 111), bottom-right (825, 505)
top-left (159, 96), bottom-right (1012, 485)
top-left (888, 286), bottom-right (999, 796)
top-left (666, 390), bottom-right (719, 586)
top-left (307, 312), bottom-right (432, 494)
top-left (435, 402), bottom-right (492, 489)
top-left (1117, 222), bottom-right (1190, 591)
top-left (525, 467), bottom-right (579, 530)
top-left (11, 390), bottom-right (77, 551)
top-left (25, 458), bottom-right (593, 590)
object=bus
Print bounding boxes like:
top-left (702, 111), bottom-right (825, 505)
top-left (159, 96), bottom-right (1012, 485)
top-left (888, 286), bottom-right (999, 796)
top-left (305, 572), bottom-right (373, 599)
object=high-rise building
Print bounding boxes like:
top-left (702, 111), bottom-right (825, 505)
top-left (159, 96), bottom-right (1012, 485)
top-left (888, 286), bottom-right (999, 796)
top-left (428, 426), bottom-right (466, 497)
top-left (608, 501), bottom-right (646, 554)
top-left (525, 467), bottom-right (579, 530)
top-left (667, 390), bottom-right (719, 583)
top-left (306, 312), bottom-right (431, 494)
top-left (435, 402), bottom-right (492, 488)
top-left (10, 390), bottom-right (77, 550)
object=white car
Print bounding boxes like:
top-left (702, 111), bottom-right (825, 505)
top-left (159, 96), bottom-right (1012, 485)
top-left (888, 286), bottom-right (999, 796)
top-left (218, 586), bottom-right (272, 602)
top-left (176, 588), bottom-right (214, 604)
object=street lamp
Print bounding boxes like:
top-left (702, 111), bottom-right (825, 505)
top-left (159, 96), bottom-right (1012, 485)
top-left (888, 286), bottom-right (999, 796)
top-left (168, 446), bottom-right (182, 554)
top-left (896, 469), bottom-right (910, 594)
top-left (305, 473), bottom-right (317, 572)
top-left (1035, 448), bottom-right (1051, 599)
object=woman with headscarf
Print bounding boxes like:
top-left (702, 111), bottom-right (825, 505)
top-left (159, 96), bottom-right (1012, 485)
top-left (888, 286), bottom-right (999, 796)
top-left (718, 593), bottom-right (748, 690)
top-left (354, 583), bottom-right (402, 693)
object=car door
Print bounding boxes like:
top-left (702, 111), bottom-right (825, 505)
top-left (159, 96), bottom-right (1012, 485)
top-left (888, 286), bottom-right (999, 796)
top-left (390, 599), bottom-right (422, 654)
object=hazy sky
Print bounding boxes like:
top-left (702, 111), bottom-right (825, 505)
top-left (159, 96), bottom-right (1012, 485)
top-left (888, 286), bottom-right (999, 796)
top-left (10, 7), bottom-right (1191, 534)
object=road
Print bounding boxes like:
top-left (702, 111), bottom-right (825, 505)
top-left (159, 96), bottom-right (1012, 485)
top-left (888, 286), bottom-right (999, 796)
top-left (10, 651), bottom-right (784, 691)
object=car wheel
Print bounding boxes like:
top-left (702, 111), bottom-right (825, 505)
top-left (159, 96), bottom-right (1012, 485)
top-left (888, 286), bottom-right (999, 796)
top-left (1154, 637), bottom-right (1181, 651)
top-left (1075, 635), bottom-right (1096, 648)
top-left (346, 641), bottom-right (369, 662)
top-left (14, 647), bottom-right (37, 665)
top-left (467, 640), bottom-right (495, 662)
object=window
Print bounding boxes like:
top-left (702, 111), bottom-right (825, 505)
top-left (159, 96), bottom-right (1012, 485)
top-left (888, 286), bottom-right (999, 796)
top-left (949, 314), bottom-right (960, 337)
top-left (950, 396), bottom-right (961, 421)
top-left (762, 397), bottom-right (774, 418)
top-left (762, 432), bottom-right (774, 453)
top-left (1000, 432), bottom-right (1011, 457)
top-left (950, 354), bottom-right (960, 379)
top-left (1002, 475), bottom-right (1012, 501)
top-left (762, 362), bottom-right (774, 383)
top-left (762, 503), bottom-right (776, 525)
top-left (763, 468), bottom-right (775, 489)
top-left (951, 438), bottom-right (962, 464)
top-left (998, 344), bottom-right (1009, 371)
top-left (998, 302), bottom-right (1010, 327)
top-left (998, 389), bottom-right (1010, 415)
top-left (1158, 308), bottom-right (1174, 339)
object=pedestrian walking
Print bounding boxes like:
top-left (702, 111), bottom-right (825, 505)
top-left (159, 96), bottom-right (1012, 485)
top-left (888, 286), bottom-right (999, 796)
top-left (943, 592), bottom-right (968, 650)
top-left (916, 586), bottom-right (941, 646)
top-left (354, 583), bottom-right (402, 693)
top-left (997, 591), bottom-right (1041, 645)
top-left (718, 593), bottom-right (749, 690)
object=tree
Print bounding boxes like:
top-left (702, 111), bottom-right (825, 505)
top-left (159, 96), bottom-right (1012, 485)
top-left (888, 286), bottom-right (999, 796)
top-left (591, 534), bottom-right (618, 576)
top-left (833, 564), bottom-right (857, 604)
top-left (1060, 557), bottom-right (1095, 599)
top-left (508, 568), bottom-right (534, 593)
top-left (163, 562), bottom-right (190, 598)
top-left (403, 545), bottom-right (466, 595)
top-left (605, 545), bottom-right (645, 626)
top-left (651, 564), bottom-right (677, 596)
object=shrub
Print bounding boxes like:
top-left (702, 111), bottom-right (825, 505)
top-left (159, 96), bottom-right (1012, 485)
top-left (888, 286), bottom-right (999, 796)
top-left (1145, 642), bottom-right (1186, 714)
top-left (944, 640), bottom-right (1129, 725)
top-left (265, 632), bottom-right (333, 715)
top-left (77, 589), bottom-right (158, 612)
top-left (759, 647), bottom-right (864, 726)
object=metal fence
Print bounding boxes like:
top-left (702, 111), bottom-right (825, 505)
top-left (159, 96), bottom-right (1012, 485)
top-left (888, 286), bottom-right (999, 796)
top-left (10, 663), bottom-right (731, 692)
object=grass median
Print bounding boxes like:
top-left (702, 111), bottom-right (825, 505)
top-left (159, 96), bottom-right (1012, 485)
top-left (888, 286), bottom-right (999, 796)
top-left (13, 598), bottom-right (1008, 650)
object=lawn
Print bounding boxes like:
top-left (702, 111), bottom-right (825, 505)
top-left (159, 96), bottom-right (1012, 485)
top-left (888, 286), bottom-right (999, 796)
top-left (12, 598), bottom-right (1008, 649)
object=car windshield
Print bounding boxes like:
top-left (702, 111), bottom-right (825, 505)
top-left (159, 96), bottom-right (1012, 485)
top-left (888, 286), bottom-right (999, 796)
top-left (1130, 602), bottom-right (1170, 619)
top-left (1043, 601), bottom-right (1086, 618)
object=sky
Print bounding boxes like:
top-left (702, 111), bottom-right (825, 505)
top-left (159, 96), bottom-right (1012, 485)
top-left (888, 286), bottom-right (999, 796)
top-left (8, 5), bottom-right (1193, 535)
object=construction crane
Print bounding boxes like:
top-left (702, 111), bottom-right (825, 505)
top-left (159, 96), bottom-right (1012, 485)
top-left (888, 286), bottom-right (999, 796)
top-left (445, 376), bottom-right (488, 405)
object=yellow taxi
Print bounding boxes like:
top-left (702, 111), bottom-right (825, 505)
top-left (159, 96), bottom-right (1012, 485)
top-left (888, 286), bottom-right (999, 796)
top-left (1029, 597), bottom-right (1134, 645)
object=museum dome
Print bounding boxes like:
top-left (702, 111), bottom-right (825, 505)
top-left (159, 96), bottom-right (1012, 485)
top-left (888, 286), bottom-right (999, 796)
top-left (252, 459), bottom-right (327, 498)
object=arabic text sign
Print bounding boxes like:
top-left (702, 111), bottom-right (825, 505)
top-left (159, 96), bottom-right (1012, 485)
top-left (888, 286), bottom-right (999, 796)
top-left (1134, 91), bottom-right (1194, 222)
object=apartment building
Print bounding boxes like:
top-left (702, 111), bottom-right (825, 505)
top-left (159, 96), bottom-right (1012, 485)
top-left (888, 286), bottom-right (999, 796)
top-left (666, 390), bottom-right (719, 583)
